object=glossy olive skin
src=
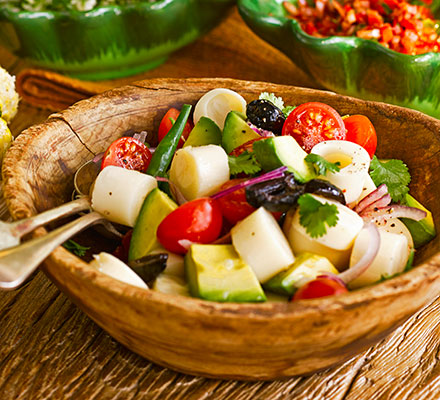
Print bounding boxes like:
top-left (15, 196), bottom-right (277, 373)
top-left (246, 99), bottom-right (286, 134)
top-left (245, 174), bottom-right (345, 212)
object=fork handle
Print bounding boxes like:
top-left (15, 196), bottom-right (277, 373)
top-left (0, 212), bottom-right (104, 290)
top-left (10, 197), bottom-right (91, 238)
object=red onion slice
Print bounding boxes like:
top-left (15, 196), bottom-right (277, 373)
top-left (132, 131), bottom-right (148, 144)
top-left (337, 223), bottom-right (381, 284)
top-left (211, 166), bottom-right (287, 200)
top-left (213, 232), bottom-right (232, 245)
top-left (177, 239), bottom-right (196, 251)
top-left (359, 193), bottom-right (392, 214)
top-left (360, 204), bottom-right (427, 223)
top-left (155, 177), bottom-right (188, 205)
top-left (354, 184), bottom-right (388, 213)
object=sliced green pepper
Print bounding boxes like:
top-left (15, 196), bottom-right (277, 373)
top-left (147, 104), bottom-right (192, 178)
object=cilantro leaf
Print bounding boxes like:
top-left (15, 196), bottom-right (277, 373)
top-left (369, 156), bottom-right (411, 202)
top-left (259, 92), bottom-right (284, 110)
top-left (298, 194), bottom-right (339, 238)
top-left (282, 105), bottom-right (295, 117)
top-left (228, 151), bottom-right (261, 175)
top-left (63, 240), bottom-right (90, 257)
top-left (305, 153), bottom-right (341, 176)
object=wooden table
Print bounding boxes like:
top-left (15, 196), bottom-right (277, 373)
top-left (2, 7), bottom-right (440, 399)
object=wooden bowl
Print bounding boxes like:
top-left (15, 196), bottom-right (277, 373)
top-left (3, 78), bottom-right (440, 380)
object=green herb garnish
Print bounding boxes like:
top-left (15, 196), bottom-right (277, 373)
top-left (259, 92), bottom-right (295, 117)
top-left (369, 156), bottom-right (411, 203)
top-left (298, 194), bottom-right (339, 238)
top-left (305, 153), bottom-right (341, 176)
top-left (228, 151), bottom-right (262, 175)
top-left (63, 240), bottom-right (90, 257)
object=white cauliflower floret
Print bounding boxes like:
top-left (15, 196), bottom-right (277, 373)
top-left (0, 67), bottom-right (19, 123)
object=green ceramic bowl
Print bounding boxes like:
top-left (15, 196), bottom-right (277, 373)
top-left (0, 0), bottom-right (235, 80)
top-left (238, 0), bottom-right (440, 118)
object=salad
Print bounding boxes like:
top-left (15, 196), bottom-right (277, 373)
top-left (78, 87), bottom-right (435, 303)
top-left (283, 0), bottom-right (440, 55)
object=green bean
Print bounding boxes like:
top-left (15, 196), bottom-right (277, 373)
top-left (146, 104), bottom-right (192, 177)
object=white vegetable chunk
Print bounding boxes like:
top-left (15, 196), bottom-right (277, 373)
top-left (153, 274), bottom-right (190, 297)
top-left (89, 252), bottom-right (148, 289)
top-left (169, 145), bottom-right (230, 201)
top-left (376, 217), bottom-right (414, 256)
top-left (356, 174), bottom-right (377, 203)
top-left (231, 207), bottom-right (295, 283)
top-left (349, 229), bottom-right (409, 289)
top-left (311, 140), bottom-right (371, 204)
top-left (91, 165), bottom-right (157, 227)
top-left (283, 195), bottom-right (364, 270)
top-left (193, 88), bottom-right (246, 129)
top-left (150, 247), bottom-right (185, 277)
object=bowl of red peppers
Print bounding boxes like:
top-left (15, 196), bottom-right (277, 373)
top-left (238, 0), bottom-right (440, 118)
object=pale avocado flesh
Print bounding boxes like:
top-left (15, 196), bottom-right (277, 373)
top-left (264, 253), bottom-right (337, 296)
top-left (221, 111), bottom-right (260, 154)
top-left (185, 244), bottom-right (266, 302)
top-left (183, 116), bottom-right (222, 148)
top-left (128, 188), bottom-right (177, 261)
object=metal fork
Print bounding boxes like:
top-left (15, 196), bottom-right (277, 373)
top-left (0, 211), bottom-right (105, 290)
top-left (0, 196), bottom-right (91, 251)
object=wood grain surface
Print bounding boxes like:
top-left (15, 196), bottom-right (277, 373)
top-left (1, 6), bottom-right (440, 399)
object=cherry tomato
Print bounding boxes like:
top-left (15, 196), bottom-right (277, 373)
top-left (344, 115), bottom-right (377, 158)
top-left (157, 198), bottom-right (223, 254)
top-left (101, 137), bottom-right (152, 172)
top-left (217, 179), bottom-right (257, 225)
top-left (282, 102), bottom-right (346, 152)
top-left (158, 108), bottom-right (194, 148)
top-left (292, 276), bottom-right (348, 301)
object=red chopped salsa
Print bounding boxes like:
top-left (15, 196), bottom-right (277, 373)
top-left (283, 0), bottom-right (440, 55)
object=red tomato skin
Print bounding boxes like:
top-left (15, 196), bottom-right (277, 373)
top-left (157, 198), bottom-right (223, 254)
top-left (158, 108), bottom-right (194, 148)
top-left (217, 179), bottom-right (257, 225)
top-left (282, 102), bottom-right (346, 152)
top-left (229, 137), bottom-right (266, 157)
top-left (292, 277), bottom-right (348, 301)
top-left (344, 115), bottom-right (378, 158)
top-left (101, 137), bottom-right (152, 172)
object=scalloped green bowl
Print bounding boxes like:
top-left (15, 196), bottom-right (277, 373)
top-left (0, 0), bottom-right (235, 80)
top-left (238, 0), bottom-right (440, 118)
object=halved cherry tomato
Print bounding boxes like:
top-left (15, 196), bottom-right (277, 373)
top-left (217, 179), bottom-right (257, 225)
top-left (157, 198), bottom-right (223, 254)
top-left (216, 179), bottom-right (283, 225)
top-left (101, 137), bottom-right (152, 172)
top-left (343, 115), bottom-right (377, 158)
top-left (158, 108), bottom-right (194, 148)
top-left (282, 102), bottom-right (346, 152)
top-left (292, 276), bottom-right (348, 301)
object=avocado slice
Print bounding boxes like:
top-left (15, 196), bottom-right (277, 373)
top-left (185, 244), bottom-right (266, 302)
top-left (128, 188), bottom-right (177, 262)
top-left (264, 253), bottom-right (338, 296)
top-left (183, 117), bottom-right (222, 148)
top-left (221, 111), bottom-right (260, 154)
top-left (400, 194), bottom-right (436, 248)
top-left (252, 136), bottom-right (316, 183)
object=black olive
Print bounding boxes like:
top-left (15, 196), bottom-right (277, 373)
top-left (246, 99), bottom-right (285, 134)
top-left (127, 253), bottom-right (168, 285)
top-left (304, 179), bottom-right (346, 205)
top-left (245, 173), bottom-right (305, 212)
